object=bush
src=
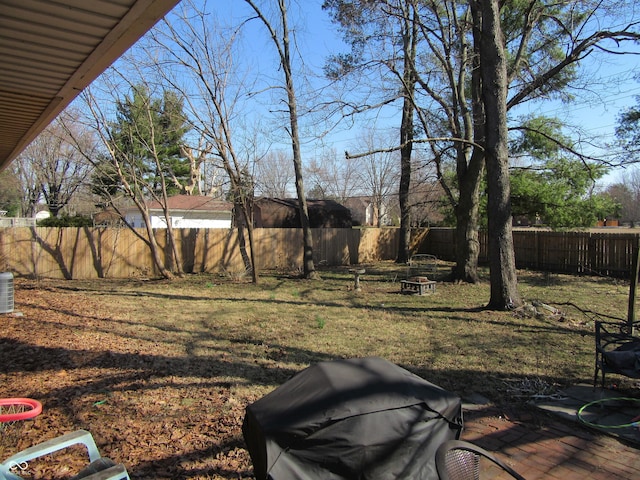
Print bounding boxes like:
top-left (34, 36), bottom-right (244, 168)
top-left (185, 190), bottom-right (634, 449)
top-left (37, 214), bottom-right (93, 227)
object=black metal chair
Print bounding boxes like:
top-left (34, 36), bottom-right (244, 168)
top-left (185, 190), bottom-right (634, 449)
top-left (594, 320), bottom-right (640, 389)
top-left (435, 440), bottom-right (525, 480)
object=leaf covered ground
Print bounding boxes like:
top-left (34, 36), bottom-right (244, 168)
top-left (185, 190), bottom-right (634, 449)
top-left (0, 264), bottom-right (633, 478)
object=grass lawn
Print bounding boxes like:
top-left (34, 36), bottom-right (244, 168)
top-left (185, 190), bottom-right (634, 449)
top-left (0, 261), bottom-right (635, 478)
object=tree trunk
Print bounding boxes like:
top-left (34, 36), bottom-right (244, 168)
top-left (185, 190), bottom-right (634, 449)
top-left (243, 0), bottom-right (316, 278)
top-left (235, 201), bottom-right (259, 283)
top-left (162, 211), bottom-right (185, 276)
top-left (628, 236), bottom-right (639, 334)
top-left (157, 161), bottom-right (184, 276)
top-left (397, 115), bottom-right (412, 264)
top-left (453, 149), bottom-right (483, 283)
top-left (474, 0), bottom-right (522, 310)
top-left (139, 207), bottom-right (174, 279)
top-left (279, 0), bottom-right (317, 279)
top-left (246, 220), bottom-right (259, 284)
top-left (451, 13), bottom-right (485, 284)
top-left (396, 6), bottom-right (417, 264)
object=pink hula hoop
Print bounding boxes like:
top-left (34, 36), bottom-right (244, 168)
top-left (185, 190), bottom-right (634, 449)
top-left (0, 398), bottom-right (42, 423)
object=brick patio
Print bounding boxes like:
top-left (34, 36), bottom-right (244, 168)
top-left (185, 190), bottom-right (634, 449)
top-left (462, 403), bottom-right (640, 479)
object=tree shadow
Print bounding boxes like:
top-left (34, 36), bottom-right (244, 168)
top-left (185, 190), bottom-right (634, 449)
top-left (2, 271), bottom-right (622, 479)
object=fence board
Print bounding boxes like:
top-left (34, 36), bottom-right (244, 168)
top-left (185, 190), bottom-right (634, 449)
top-left (1, 226), bottom-right (639, 280)
top-left (0, 227), bottom-right (397, 279)
top-left (424, 228), bottom-right (640, 278)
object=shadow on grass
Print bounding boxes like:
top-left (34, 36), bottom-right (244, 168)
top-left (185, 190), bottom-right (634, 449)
top-left (2, 272), bottom-right (615, 479)
top-left (1, 335), bottom-right (336, 478)
top-left (0, 324), bottom-right (607, 480)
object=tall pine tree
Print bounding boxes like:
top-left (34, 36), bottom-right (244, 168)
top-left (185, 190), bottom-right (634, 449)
top-left (108, 86), bottom-right (190, 197)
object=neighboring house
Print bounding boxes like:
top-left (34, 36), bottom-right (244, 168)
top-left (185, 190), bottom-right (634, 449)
top-left (253, 198), bottom-right (352, 228)
top-left (34, 210), bottom-right (50, 221)
top-left (597, 218), bottom-right (620, 227)
top-left (343, 196), bottom-right (392, 226)
top-left (410, 182), bottom-right (445, 227)
top-left (93, 207), bottom-right (123, 227)
top-left (125, 195), bottom-right (233, 229)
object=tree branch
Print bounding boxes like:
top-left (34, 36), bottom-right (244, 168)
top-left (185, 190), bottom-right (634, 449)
top-left (508, 28), bottom-right (640, 109)
top-left (345, 136), bottom-right (483, 160)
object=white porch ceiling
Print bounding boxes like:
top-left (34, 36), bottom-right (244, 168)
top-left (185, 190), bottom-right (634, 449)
top-left (0, 0), bottom-right (180, 171)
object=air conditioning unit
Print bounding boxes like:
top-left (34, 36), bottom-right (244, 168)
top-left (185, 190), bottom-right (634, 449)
top-left (0, 272), bottom-right (14, 314)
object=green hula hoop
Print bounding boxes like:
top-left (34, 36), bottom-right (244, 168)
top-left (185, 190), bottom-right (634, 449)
top-left (577, 397), bottom-right (640, 429)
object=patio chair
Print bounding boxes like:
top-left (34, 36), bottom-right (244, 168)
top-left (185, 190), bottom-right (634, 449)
top-left (0, 430), bottom-right (129, 480)
top-left (594, 319), bottom-right (640, 389)
top-left (435, 440), bottom-right (525, 480)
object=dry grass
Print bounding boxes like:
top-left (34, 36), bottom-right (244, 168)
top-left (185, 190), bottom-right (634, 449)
top-left (14, 262), bottom-right (633, 397)
top-left (1, 261), bottom-right (635, 478)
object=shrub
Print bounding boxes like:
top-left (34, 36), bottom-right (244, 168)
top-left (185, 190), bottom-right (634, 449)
top-left (37, 214), bottom-right (93, 227)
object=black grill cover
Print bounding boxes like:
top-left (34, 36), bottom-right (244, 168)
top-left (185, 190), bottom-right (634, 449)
top-left (242, 357), bottom-right (462, 480)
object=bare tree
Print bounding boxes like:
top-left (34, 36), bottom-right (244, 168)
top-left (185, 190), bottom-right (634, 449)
top-left (324, 0), bottom-right (421, 263)
top-left (148, 0), bottom-right (263, 282)
top-left (180, 141), bottom-right (214, 196)
top-left (402, 0), bottom-right (486, 283)
top-left (254, 150), bottom-right (295, 198)
top-left (607, 166), bottom-right (640, 225)
top-left (12, 155), bottom-right (41, 218)
top-left (70, 74), bottom-right (187, 279)
top-left (408, 150), bottom-right (444, 227)
top-left (244, 0), bottom-right (318, 279)
top-left (353, 132), bottom-right (400, 226)
top-left (14, 109), bottom-right (93, 217)
top-left (304, 148), bottom-right (362, 203)
top-left (0, 168), bottom-right (21, 216)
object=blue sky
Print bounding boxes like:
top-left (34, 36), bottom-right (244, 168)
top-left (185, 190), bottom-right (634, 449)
top-left (144, 0), bottom-right (640, 186)
top-left (516, 43), bottom-right (640, 163)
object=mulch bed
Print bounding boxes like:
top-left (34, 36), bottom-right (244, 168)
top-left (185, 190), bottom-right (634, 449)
top-left (1, 280), bottom-right (255, 479)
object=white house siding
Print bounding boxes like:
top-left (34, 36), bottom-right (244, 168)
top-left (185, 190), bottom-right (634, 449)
top-left (169, 212), bottom-right (231, 229)
top-left (124, 211), bottom-right (232, 229)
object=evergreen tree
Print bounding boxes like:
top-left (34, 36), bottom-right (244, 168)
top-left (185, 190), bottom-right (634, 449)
top-left (510, 116), bottom-right (617, 228)
top-left (616, 95), bottom-right (640, 165)
top-left (109, 86), bottom-right (190, 197)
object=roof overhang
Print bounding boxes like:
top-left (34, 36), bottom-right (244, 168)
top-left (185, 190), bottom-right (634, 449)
top-left (0, 0), bottom-right (181, 172)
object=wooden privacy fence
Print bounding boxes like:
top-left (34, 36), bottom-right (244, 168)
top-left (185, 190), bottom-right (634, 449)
top-left (0, 227), bottom-right (400, 279)
top-left (1, 226), bottom-right (638, 279)
top-left (423, 228), bottom-right (640, 278)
